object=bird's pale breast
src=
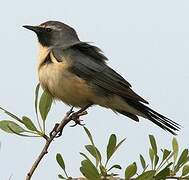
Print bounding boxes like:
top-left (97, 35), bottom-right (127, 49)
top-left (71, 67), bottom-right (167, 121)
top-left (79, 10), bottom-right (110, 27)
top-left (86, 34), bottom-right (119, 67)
top-left (38, 61), bottom-right (94, 107)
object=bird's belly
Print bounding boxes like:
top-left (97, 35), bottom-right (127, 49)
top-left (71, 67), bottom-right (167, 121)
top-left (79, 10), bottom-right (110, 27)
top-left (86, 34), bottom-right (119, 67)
top-left (38, 63), bottom-right (94, 107)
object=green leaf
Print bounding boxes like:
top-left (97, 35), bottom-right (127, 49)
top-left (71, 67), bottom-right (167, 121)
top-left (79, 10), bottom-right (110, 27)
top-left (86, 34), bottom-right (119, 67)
top-left (6, 129), bottom-right (37, 137)
top-left (80, 152), bottom-right (94, 164)
top-left (0, 120), bottom-right (25, 133)
top-left (99, 165), bottom-right (107, 176)
top-left (165, 152), bottom-right (175, 162)
top-left (172, 137), bottom-right (179, 163)
top-left (83, 127), bottom-right (101, 167)
top-left (114, 138), bottom-right (126, 152)
top-left (162, 149), bottom-right (171, 161)
top-left (56, 153), bottom-right (65, 171)
top-left (154, 155), bottom-right (159, 169)
top-left (149, 135), bottom-right (157, 155)
top-left (149, 148), bottom-right (155, 168)
top-left (106, 134), bottom-right (117, 162)
top-left (58, 174), bottom-right (66, 179)
top-left (136, 170), bottom-right (156, 180)
top-left (182, 175), bottom-right (189, 179)
top-left (125, 162), bottom-right (137, 180)
top-left (0, 106), bottom-right (23, 124)
top-left (108, 164), bottom-right (122, 172)
top-left (39, 90), bottom-right (53, 121)
top-left (175, 149), bottom-right (189, 172)
top-left (105, 136), bottom-right (126, 166)
top-left (182, 165), bottom-right (189, 176)
top-left (83, 127), bottom-right (94, 145)
top-left (155, 163), bottom-right (171, 180)
top-left (140, 154), bottom-right (146, 170)
top-left (80, 160), bottom-right (101, 180)
top-left (35, 83), bottom-right (40, 119)
top-left (22, 116), bottom-right (38, 132)
top-left (85, 145), bottom-right (101, 163)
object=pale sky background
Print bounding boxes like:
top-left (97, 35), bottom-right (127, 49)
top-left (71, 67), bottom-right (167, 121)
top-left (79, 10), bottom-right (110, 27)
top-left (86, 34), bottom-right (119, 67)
top-left (0, 0), bottom-right (189, 179)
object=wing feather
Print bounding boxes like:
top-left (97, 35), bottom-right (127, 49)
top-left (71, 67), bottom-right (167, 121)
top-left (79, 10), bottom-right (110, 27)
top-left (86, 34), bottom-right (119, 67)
top-left (52, 42), bottom-right (149, 104)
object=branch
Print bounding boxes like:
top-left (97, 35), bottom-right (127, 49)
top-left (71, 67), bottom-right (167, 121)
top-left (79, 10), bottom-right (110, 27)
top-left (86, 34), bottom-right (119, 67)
top-left (25, 108), bottom-right (75, 180)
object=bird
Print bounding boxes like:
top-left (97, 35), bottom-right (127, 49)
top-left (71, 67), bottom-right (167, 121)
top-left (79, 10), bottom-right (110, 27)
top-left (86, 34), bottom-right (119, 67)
top-left (23, 21), bottom-right (180, 135)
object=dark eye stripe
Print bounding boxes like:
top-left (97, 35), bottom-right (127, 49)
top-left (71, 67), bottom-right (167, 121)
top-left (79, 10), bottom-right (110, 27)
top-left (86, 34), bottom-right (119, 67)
top-left (46, 28), bottom-right (52, 32)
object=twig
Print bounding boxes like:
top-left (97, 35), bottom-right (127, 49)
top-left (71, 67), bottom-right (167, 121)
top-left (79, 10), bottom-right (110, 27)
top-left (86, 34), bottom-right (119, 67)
top-left (25, 108), bottom-right (75, 180)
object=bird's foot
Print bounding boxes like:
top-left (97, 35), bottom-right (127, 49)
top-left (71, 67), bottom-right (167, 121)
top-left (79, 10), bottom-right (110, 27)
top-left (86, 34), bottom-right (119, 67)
top-left (50, 110), bottom-right (87, 137)
top-left (70, 110), bottom-right (88, 127)
top-left (49, 123), bottom-right (60, 137)
top-left (49, 105), bottom-right (89, 137)
top-left (49, 107), bottom-right (74, 138)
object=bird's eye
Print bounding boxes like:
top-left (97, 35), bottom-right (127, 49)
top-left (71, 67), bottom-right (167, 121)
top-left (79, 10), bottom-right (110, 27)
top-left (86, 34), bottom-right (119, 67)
top-left (46, 28), bottom-right (52, 32)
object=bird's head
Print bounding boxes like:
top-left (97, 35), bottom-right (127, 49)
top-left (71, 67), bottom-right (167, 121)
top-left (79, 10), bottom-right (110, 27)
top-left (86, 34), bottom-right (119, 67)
top-left (23, 21), bottom-right (80, 48)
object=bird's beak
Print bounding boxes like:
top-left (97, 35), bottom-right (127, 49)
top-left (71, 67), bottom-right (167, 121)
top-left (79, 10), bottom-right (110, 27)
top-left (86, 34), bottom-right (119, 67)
top-left (23, 25), bottom-right (43, 34)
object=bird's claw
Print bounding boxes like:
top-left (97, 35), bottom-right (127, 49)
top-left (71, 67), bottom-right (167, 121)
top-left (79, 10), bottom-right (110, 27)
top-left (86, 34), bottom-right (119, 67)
top-left (66, 106), bottom-right (74, 116)
top-left (49, 107), bottom-right (74, 138)
top-left (49, 108), bottom-right (88, 137)
top-left (70, 119), bottom-right (85, 127)
top-left (70, 111), bottom-right (87, 127)
top-left (49, 123), bottom-right (61, 138)
top-left (55, 131), bottom-right (62, 138)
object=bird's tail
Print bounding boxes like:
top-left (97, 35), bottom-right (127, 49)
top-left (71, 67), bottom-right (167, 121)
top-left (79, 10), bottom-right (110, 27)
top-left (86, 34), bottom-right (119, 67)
top-left (117, 100), bottom-right (181, 135)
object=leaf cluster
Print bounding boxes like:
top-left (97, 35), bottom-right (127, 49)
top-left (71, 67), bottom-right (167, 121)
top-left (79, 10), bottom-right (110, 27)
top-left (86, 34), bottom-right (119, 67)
top-left (57, 131), bottom-right (189, 180)
top-left (0, 84), bottom-right (53, 138)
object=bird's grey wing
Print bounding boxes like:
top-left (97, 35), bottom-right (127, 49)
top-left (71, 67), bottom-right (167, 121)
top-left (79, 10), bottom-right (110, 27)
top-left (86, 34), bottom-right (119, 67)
top-left (52, 43), bottom-right (148, 104)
